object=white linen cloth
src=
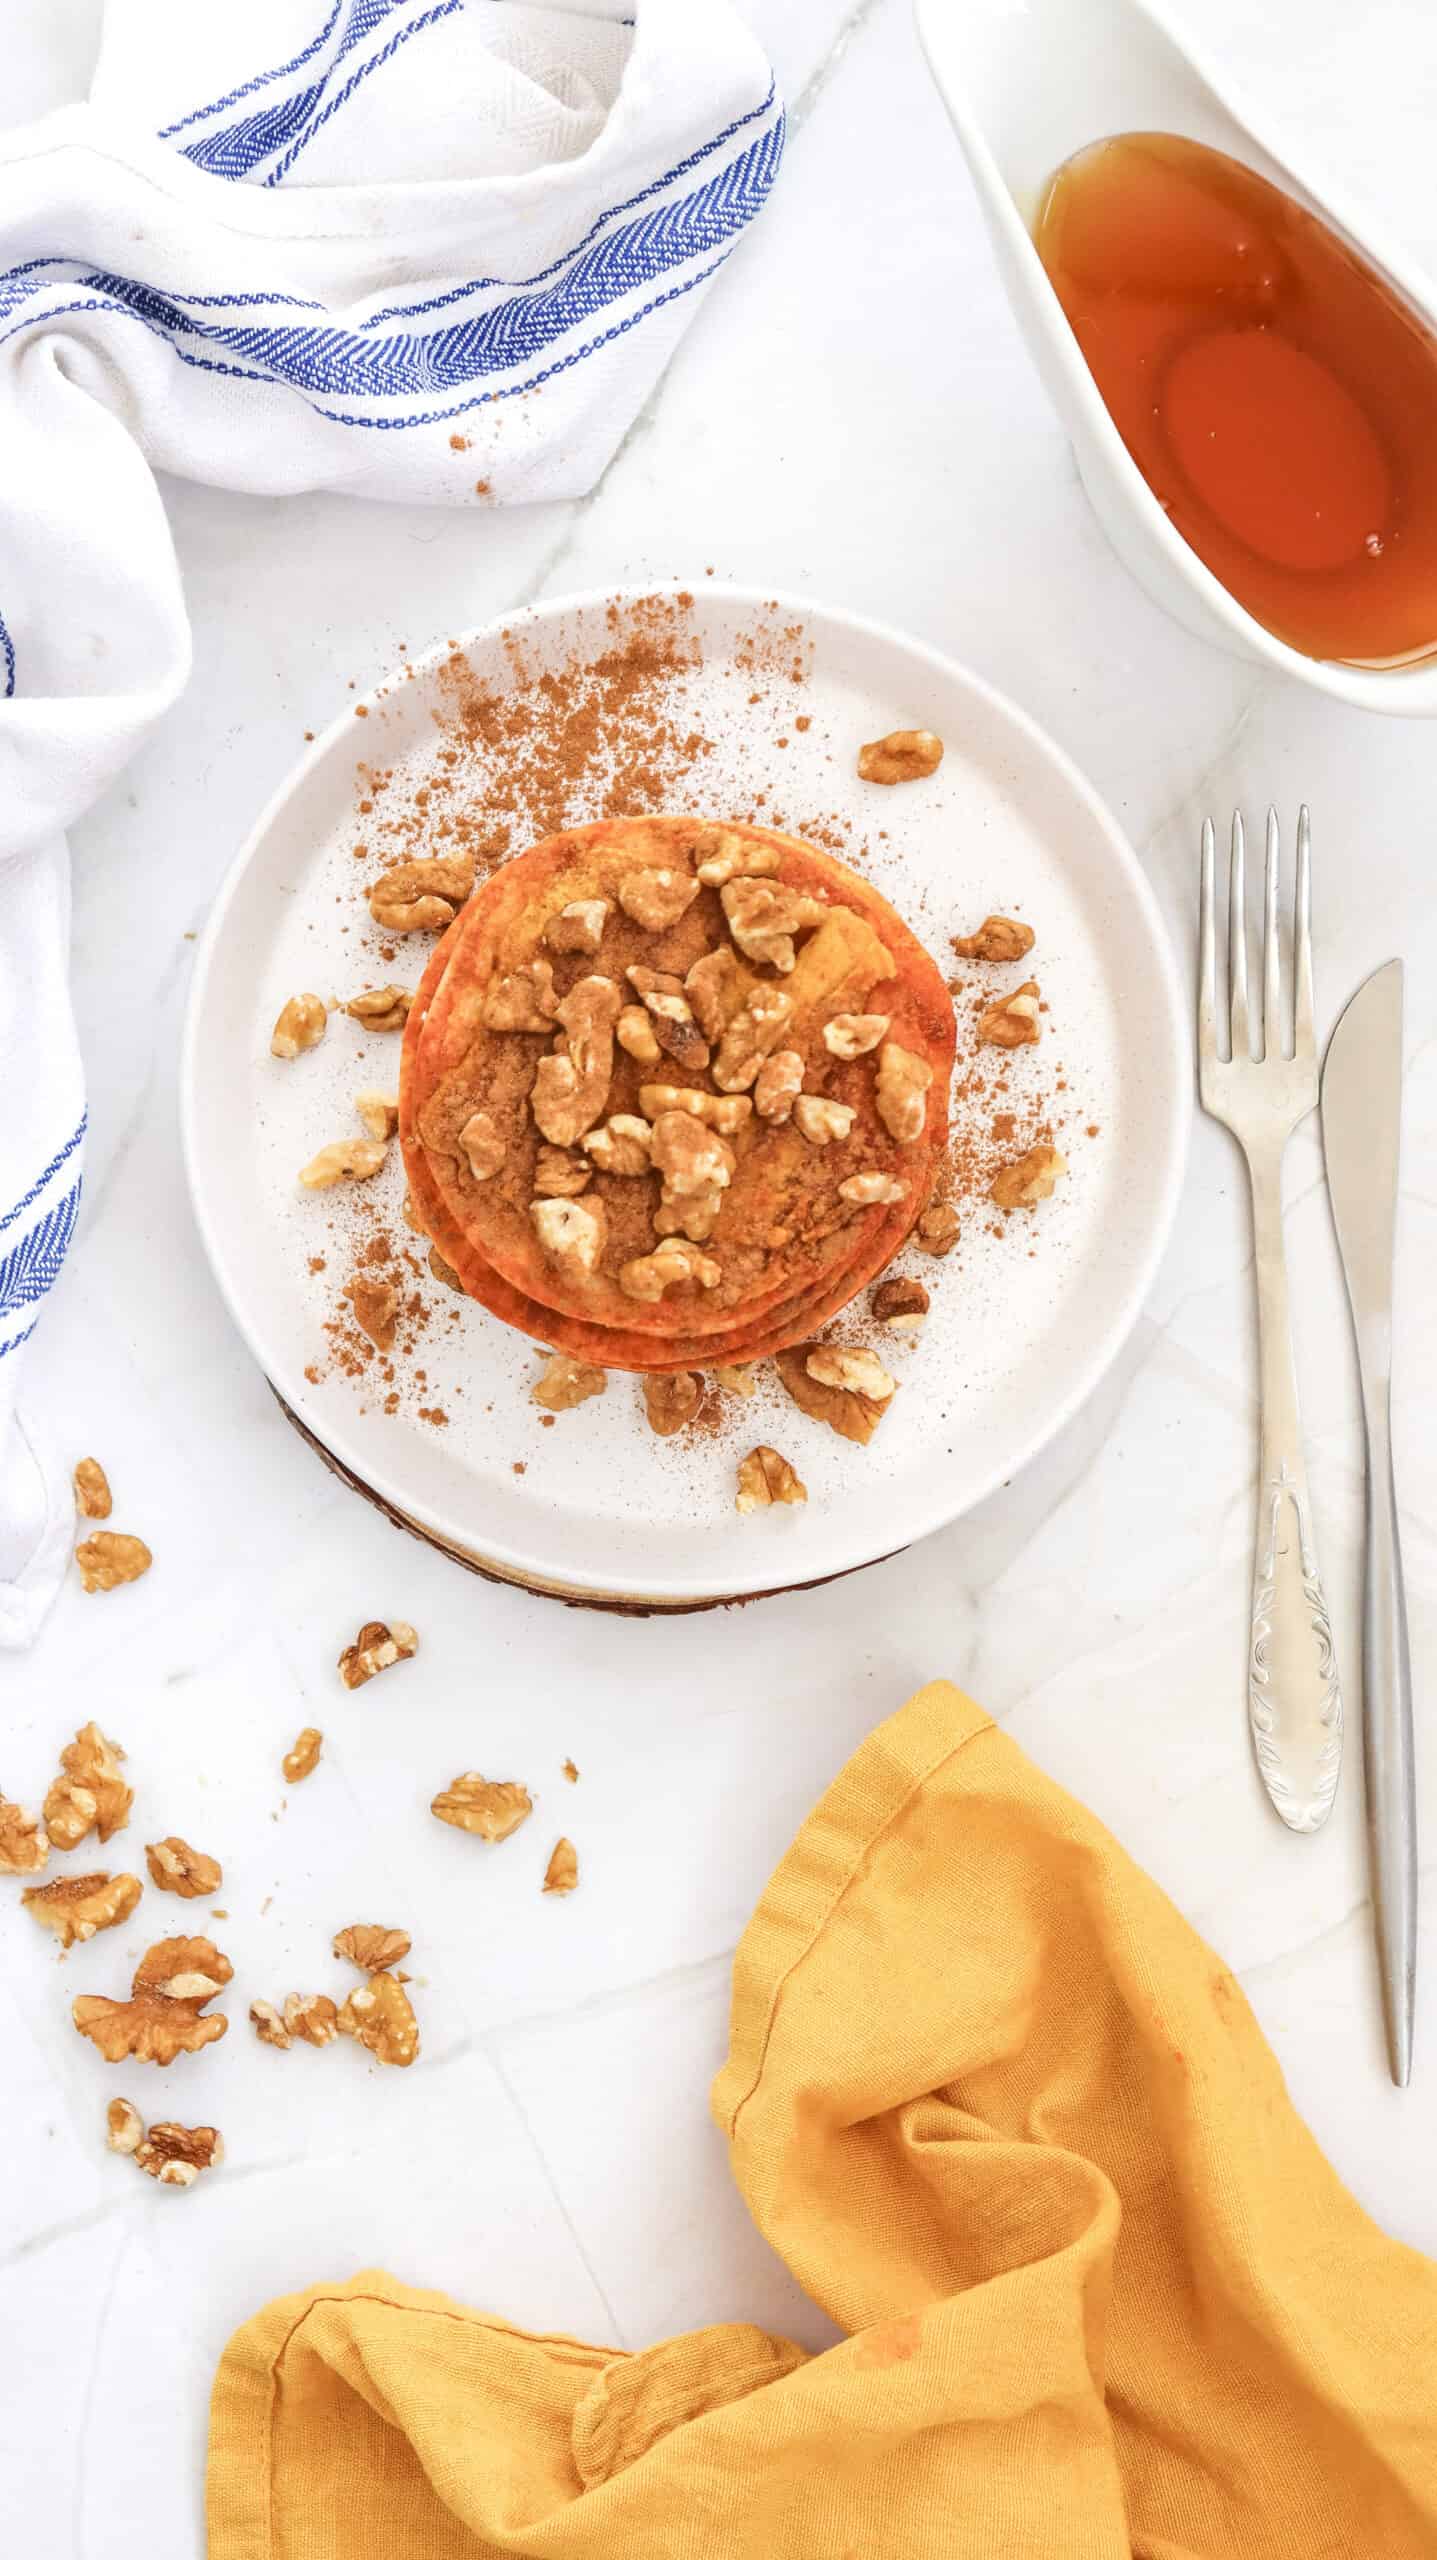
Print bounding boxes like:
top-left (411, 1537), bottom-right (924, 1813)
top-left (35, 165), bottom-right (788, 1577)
top-left (0, 0), bottom-right (783, 1648)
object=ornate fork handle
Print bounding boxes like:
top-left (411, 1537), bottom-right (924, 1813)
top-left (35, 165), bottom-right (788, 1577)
top-left (1246, 1158), bottom-right (1343, 1832)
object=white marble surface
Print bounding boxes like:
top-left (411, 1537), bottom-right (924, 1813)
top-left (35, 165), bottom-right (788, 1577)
top-left (5, 2), bottom-right (1437, 2549)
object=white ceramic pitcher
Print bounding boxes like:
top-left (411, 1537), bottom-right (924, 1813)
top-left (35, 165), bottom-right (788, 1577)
top-left (915, 0), bottom-right (1437, 715)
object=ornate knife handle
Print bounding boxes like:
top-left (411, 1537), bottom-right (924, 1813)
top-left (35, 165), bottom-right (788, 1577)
top-left (1246, 1162), bottom-right (1343, 1833)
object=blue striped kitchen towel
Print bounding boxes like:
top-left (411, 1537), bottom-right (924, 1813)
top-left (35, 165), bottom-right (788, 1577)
top-left (0, 0), bottom-right (783, 1647)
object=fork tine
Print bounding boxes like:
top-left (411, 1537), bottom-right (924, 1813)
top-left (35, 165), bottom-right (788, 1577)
top-left (1228, 811), bottom-right (1250, 1060)
top-left (1263, 806), bottom-right (1282, 1061)
top-left (1199, 816), bottom-right (1217, 1060)
top-left (1294, 803), bottom-right (1314, 1056)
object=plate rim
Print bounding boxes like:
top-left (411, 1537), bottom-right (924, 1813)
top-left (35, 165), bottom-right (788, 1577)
top-left (181, 578), bottom-right (1192, 1599)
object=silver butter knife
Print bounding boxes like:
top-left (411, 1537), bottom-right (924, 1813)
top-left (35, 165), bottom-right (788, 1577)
top-left (1322, 960), bottom-right (1415, 2085)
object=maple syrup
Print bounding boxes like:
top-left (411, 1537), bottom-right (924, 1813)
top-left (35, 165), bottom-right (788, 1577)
top-left (1034, 133), bottom-right (1437, 666)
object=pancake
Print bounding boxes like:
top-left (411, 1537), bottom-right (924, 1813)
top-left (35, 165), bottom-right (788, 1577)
top-left (399, 816), bottom-right (954, 1373)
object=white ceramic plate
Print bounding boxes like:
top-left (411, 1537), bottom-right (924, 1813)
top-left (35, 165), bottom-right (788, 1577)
top-left (183, 584), bottom-right (1189, 1604)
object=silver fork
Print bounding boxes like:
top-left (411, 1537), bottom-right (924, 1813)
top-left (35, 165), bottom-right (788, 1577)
top-left (1199, 807), bottom-right (1343, 1833)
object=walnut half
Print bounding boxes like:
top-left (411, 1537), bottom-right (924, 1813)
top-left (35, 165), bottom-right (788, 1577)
top-left (977, 980), bottom-right (1041, 1049)
top-left (75, 1534), bottom-right (152, 1595)
top-left (952, 914), bottom-right (1034, 964)
top-left (336, 1972), bottom-right (420, 2068)
top-left (368, 855), bottom-right (473, 934)
top-left (776, 1345), bottom-right (895, 1447)
top-left (73, 1937), bottom-right (233, 2066)
top-left (45, 1724), bottom-right (132, 1848)
top-left (337, 1620), bottom-right (418, 1691)
top-left (990, 1144), bottom-right (1067, 1210)
top-left (333, 1924), bottom-right (412, 1973)
top-left (73, 1457), bottom-right (112, 1519)
top-left (146, 1837), bottom-right (223, 1900)
top-left (532, 1353), bottom-right (607, 1412)
top-left (271, 993), bottom-right (327, 1059)
top-left (345, 984), bottom-right (412, 1034)
top-left (641, 1372), bottom-right (703, 1437)
top-left (431, 1774), bottom-right (533, 1843)
top-left (735, 1446), bottom-right (808, 1513)
top-left (23, 1871), bottom-right (143, 1948)
top-left (0, 1794), bottom-right (49, 1875)
top-left (857, 728), bottom-right (944, 784)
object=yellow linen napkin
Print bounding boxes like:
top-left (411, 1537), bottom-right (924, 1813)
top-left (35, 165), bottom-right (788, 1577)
top-left (208, 1681), bottom-right (1437, 2556)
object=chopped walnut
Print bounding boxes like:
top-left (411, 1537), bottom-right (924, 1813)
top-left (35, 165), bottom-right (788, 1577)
top-left (532, 975), bottom-right (621, 1145)
top-left (73, 1457), bottom-right (112, 1519)
top-left (532, 1353), bottom-right (607, 1412)
top-left (625, 967), bottom-right (709, 1072)
top-left (73, 1937), bottom-right (232, 2066)
top-left (619, 1239), bottom-right (721, 1302)
top-left (270, 993), bottom-right (328, 1060)
top-left (534, 1145), bottom-right (593, 1197)
top-left (642, 1371), bottom-right (704, 1437)
top-left (285, 1993), bottom-right (341, 2048)
top-left (146, 1837), bottom-right (223, 1900)
top-left (710, 1363), bottom-right (758, 1398)
top-left (871, 1275), bottom-right (930, 1330)
top-left (530, 1196), bottom-right (606, 1279)
top-left (952, 914), bottom-right (1034, 963)
top-left (735, 1445), bottom-right (807, 1512)
top-left (431, 1774), bottom-right (533, 1842)
top-left (617, 867), bottom-right (700, 931)
top-left (823, 1012), bottom-right (890, 1060)
top-left (458, 1109), bottom-right (506, 1182)
top-left (977, 980), bottom-right (1041, 1049)
top-left (299, 1137), bottom-right (387, 1190)
top-left (583, 1115), bottom-right (653, 1176)
top-left (793, 1095), bottom-right (856, 1146)
top-left (333, 1924), bottom-right (411, 1973)
top-left (684, 946), bottom-right (746, 1041)
top-left (23, 1870), bottom-right (143, 1948)
top-left (752, 1050), bottom-right (804, 1124)
top-left (838, 1172), bottom-right (904, 1205)
top-left (0, 1794), bottom-right (49, 1875)
top-left (808, 1346), bottom-right (898, 1401)
top-left (249, 1999), bottom-right (292, 2050)
top-left (543, 1838), bottom-right (579, 1896)
top-left (345, 985), bottom-right (412, 1033)
top-left (916, 1201), bottom-right (960, 1257)
top-left (337, 1620), bottom-right (418, 1690)
top-left (616, 1003), bottom-right (662, 1064)
top-left (562, 1759), bottom-right (580, 1783)
top-left (546, 899), bottom-right (610, 957)
top-left (346, 1274), bottom-right (399, 1352)
top-left (132, 2121), bottom-right (224, 2186)
top-left (776, 1345), bottom-right (894, 1446)
top-left (368, 855), bottom-right (473, 934)
top-left (482, 957), bottom-right (558, 1033)
top-left (337, 1971), bottom-right (420, 2067)
top-left (990, 1144), bottom-right (1067, 1209)
top-left (653, 1187), bottom-right (724, 1245)
top-left (875, 1042), bottom-right (933, 1144)
top-left (75, 1533), bottom-right (152, 1595)
top-left (283, 1727), bottom-right (323, 1784)
top-left (637, 1085), bottom-right (752, 1136)
top-left (106, 2097), bottom-right (143, 2155)
top-left (355, 1089), bottom-right (400, 1140)
top-left (857, 728), bottom-right (944, 784)
top-left (650, 1112), bottom-right (734, 1204)
top-left (713, 985), bottom-right (795, 1093)
top-left (428, 1244), bottom-right (464, 1293)
top-left (720, 879), bottom-right (827, 974)
top-left (45, 1725), bottom-right (132, 1847)
top-left (694, 827), bottom-right (782, 888)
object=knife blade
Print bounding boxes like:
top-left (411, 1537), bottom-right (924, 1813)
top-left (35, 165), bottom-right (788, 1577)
top-left (1321, 959), bottom-right (1414, 2084)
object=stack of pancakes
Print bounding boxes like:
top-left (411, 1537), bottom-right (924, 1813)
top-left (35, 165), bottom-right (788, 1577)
top-left (400, 816), bottom-right (955, 1374)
